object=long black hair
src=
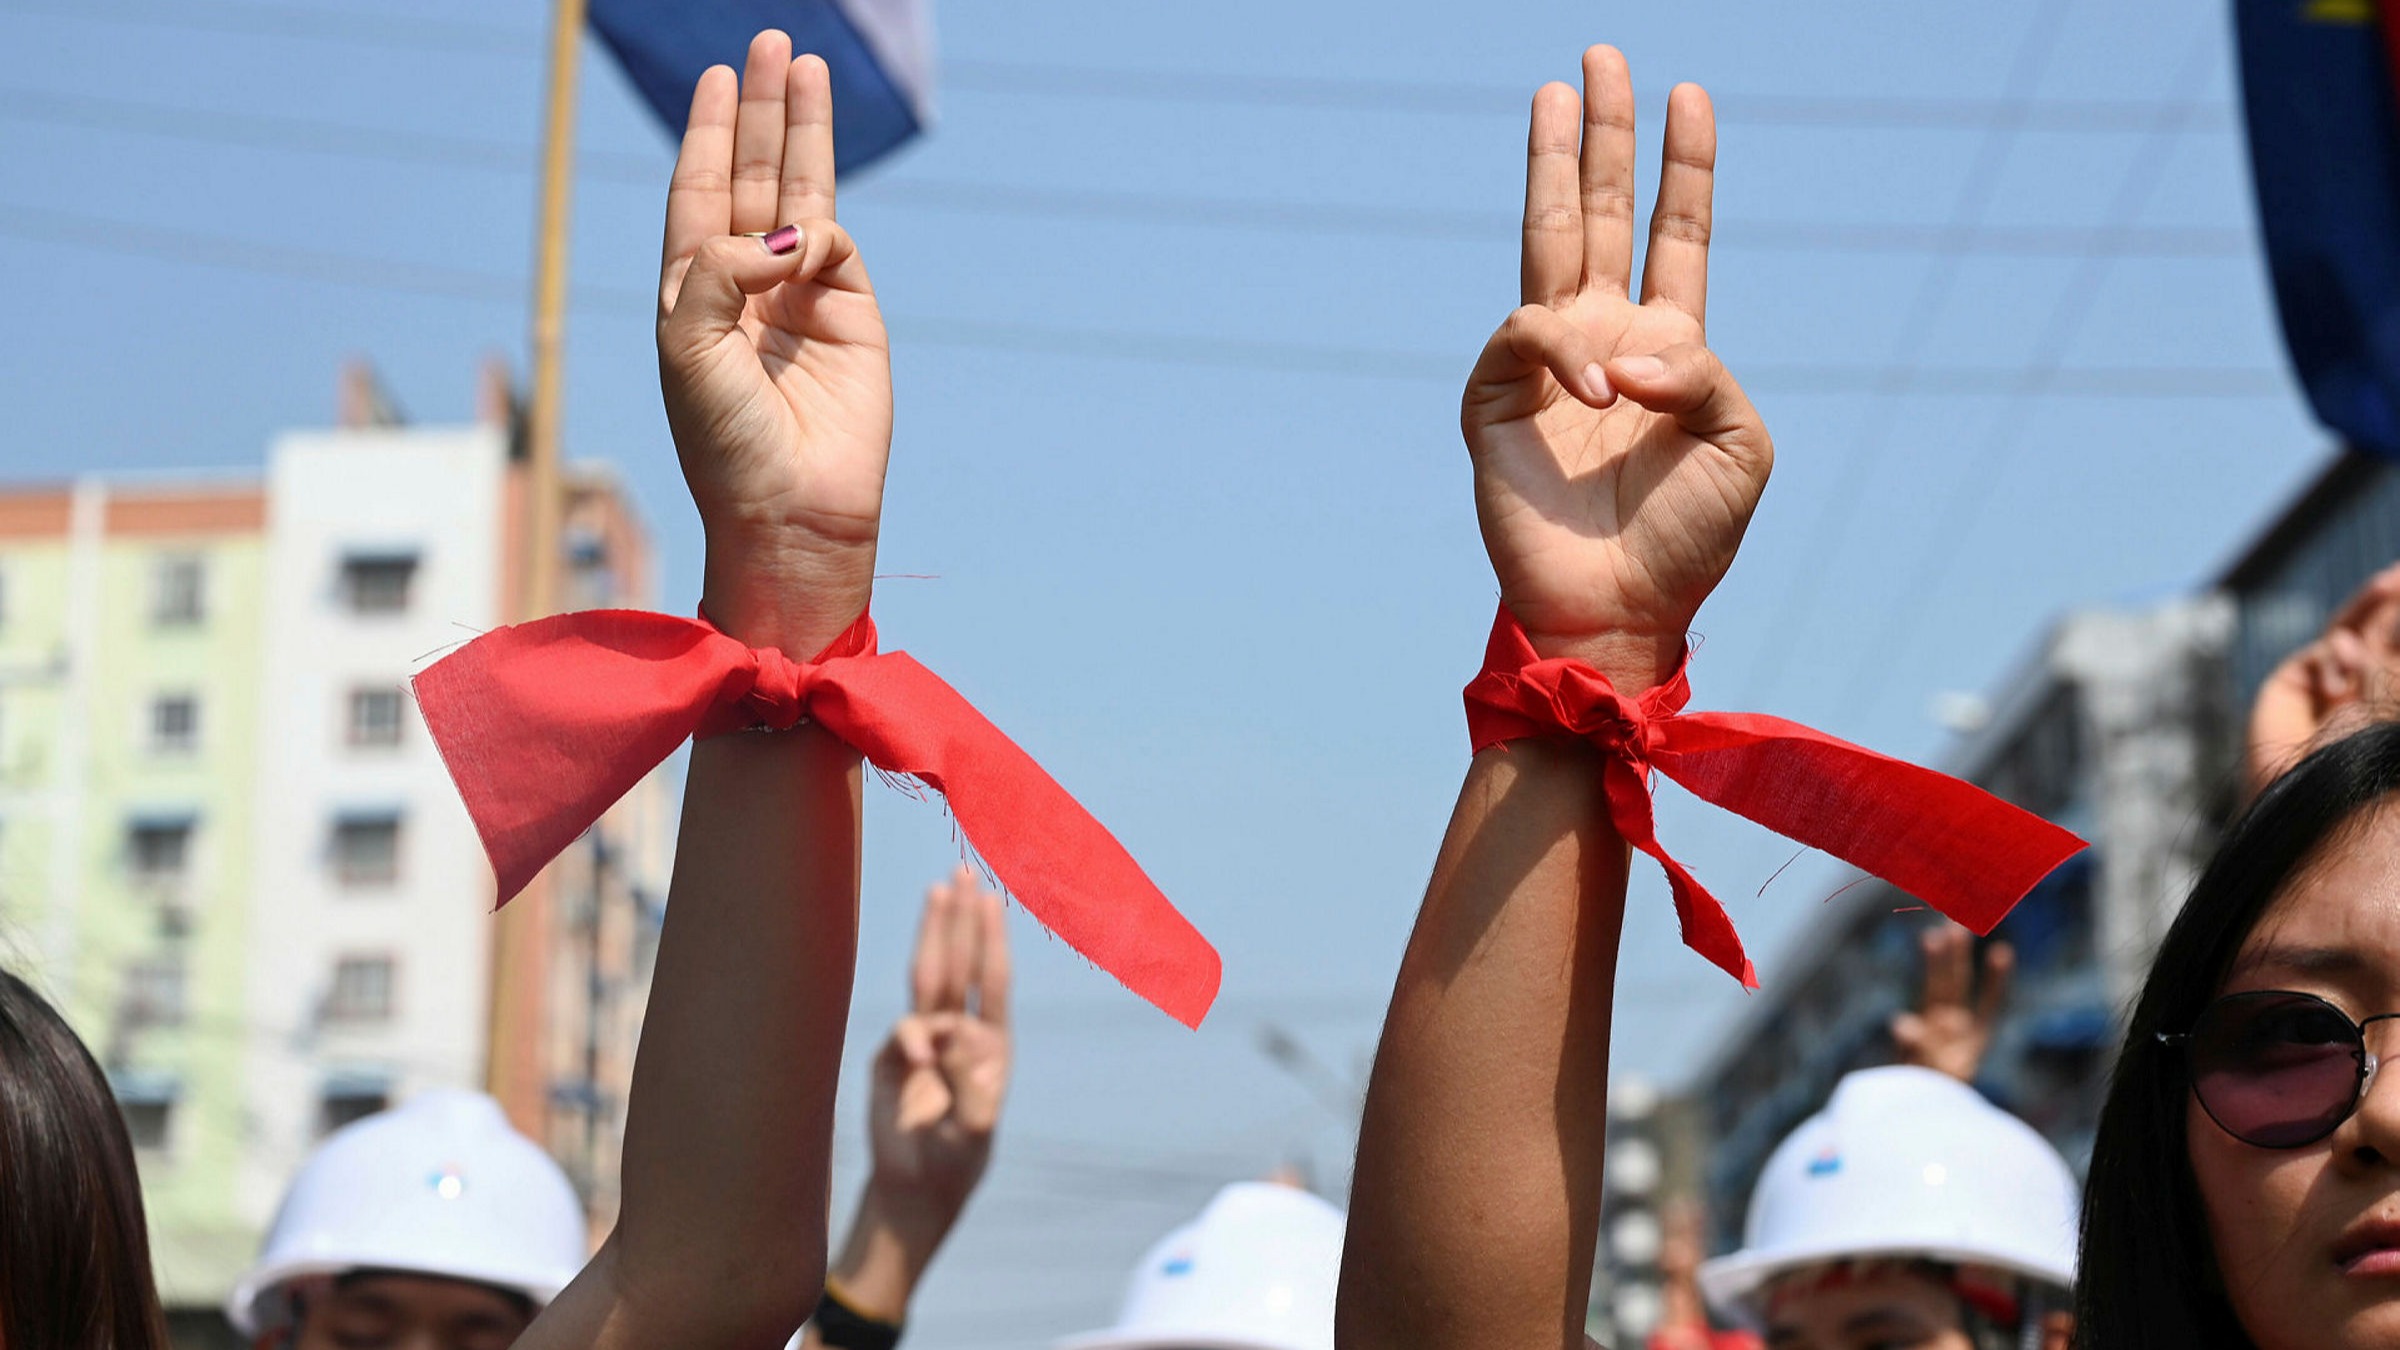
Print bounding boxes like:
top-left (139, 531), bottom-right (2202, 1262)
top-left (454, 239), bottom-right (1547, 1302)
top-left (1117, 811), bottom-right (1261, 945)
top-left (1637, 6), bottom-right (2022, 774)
top-left (0, 968), bottom-right (171, 1350)
top-left (2076, 720), bottom-right (2400, 1349)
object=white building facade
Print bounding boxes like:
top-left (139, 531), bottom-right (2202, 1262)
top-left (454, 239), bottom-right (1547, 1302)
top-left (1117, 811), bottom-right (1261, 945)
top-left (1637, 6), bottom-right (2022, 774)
top-left (236, 424), bottom-right (514, 1221)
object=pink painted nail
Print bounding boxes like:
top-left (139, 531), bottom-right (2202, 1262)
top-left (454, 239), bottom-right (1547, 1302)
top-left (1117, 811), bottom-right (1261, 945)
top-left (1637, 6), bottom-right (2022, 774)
top-left (762, 225), bottom-right (801, 255)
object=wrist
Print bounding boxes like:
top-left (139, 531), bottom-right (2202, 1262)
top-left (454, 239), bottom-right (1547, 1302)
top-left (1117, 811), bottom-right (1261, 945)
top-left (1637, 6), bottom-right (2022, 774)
top-left (1523, 627), bottom-right (1687, 691)
top-left (826, 1175), bottom-right (968, 1318)
top-left (700, 534), bottom-right (873, 657)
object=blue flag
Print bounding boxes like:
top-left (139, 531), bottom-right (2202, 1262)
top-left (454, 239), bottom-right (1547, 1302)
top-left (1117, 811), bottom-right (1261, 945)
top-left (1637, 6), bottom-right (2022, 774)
top-left (2237, 0), bottom-right (2400, 458)
top-left (590, 0), bottom-right (932, 174)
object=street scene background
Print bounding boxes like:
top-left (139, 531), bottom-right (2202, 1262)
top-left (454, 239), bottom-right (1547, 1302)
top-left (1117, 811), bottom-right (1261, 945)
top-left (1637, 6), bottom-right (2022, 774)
top-left (0, 0), bottom-right (2332, 1344)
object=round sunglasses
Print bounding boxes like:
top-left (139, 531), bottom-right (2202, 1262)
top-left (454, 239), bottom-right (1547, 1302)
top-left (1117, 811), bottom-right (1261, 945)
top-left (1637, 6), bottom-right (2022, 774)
top-left (2160, 989), bottom-right (2400, 1149)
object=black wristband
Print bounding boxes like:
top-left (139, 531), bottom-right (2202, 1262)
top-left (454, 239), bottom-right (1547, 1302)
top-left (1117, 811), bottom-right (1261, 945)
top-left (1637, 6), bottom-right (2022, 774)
top-left (811, 1284), bottom-right (903, 1350)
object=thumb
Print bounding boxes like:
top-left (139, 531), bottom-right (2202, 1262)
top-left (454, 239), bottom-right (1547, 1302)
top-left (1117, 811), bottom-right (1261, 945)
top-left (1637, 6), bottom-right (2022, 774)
top-left (880, 1015), bottom-right (938, 1075)
top-left (1605, 343), bottom-right (1767, 460)
top-left (658, 229), bottom-right (812, 359)
top-left (1463, 304), bottom-right (1615, 429)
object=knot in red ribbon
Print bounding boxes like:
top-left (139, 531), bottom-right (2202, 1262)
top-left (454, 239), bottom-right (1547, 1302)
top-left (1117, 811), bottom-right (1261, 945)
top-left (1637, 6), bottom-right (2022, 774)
top-left (1504, 657), bottom-right (1684, 763)
top-left (732, 647), bottom-right (807, 729)
top-left (698, 608), bottom-right (880, 736)
top-left (1463, 605), bottom-right (2084, 989)
top-left (413, 608), bottom-right (1220, 1027)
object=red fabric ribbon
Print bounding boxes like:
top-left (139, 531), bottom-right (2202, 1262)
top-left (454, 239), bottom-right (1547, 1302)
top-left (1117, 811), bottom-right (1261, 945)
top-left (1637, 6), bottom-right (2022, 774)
top-left (1463, 606), bottom-right (2085, 988)
top-left (412, 609), bottom-right (1221, 1028)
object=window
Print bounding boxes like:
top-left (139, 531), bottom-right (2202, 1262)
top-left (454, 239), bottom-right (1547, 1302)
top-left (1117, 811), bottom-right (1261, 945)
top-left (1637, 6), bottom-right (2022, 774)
top-left (120, 959), bottom-right (187, 1028)
top-left (347, 686), bottom-right (405, 747)
top-left (149, 693), bottom-right (199, 755)
top-left (127, 818), bottom-right (192, 882)
top-left (151, 555), bottom-right (204, 626)
top-left (324, 956), bottom-right (395, 1022)
top-left (340, 552), bottom-right (418, 615)
top-left (317, 1075), bottom-right (391, 1135)
top-left (331, 812), bottom-right (401, 886)
top-left (111, 1073), bottom-right (179, 1152)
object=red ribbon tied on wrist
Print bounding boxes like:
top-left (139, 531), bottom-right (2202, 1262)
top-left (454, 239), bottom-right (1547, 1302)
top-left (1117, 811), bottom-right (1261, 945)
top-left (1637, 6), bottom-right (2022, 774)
top-left (1463, 606), bottom-right (2085, 989)
top-left (412, 609), bottom-right (1221, 1027)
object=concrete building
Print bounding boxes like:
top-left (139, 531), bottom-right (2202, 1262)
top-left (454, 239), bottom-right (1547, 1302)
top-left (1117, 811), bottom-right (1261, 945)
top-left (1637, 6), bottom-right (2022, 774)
top-left (1685, 449), bottom-right (2400, 1251)
top-left (0, 362), bottom-right (665, 1322)
top-left (0, 477), bottom-right (273, 1305)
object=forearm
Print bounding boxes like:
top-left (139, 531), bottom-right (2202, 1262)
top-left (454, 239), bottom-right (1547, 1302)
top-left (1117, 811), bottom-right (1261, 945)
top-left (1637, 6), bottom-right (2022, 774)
top-left (532, 722), bottom-right (863, 1350)
top-left (1338, 738), bottom-right (1630, 1350)
top-left (799, 1179), bottom-right (962, 1347)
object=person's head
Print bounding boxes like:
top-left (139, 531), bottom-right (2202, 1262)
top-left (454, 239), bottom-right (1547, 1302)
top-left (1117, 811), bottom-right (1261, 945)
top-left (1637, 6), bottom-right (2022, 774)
top-left (282, 1271), bottom-right (532, 1350)
top-left (2082, 720), bottom-right (2400, 1350)
top-left (227, 1089), bottom-right (585, 1350)
top-left (1699, 1067), bottom-right (2076, 1350)
top-left (1057, 1181), bottom-right (1345, 1350)
top-left (0, 968), bottom-right (172, 1350)
top-left (1747, 1260), bottom-right (2040, 1350)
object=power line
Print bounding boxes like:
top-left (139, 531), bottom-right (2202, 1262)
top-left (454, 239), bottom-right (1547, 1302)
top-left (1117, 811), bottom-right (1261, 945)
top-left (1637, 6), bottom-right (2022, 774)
top-left (1735, 0), bottom-right (2083, 713)
top-left (941, 58), bottom-right (2236, 133)
top-left (1828, 28), bottom-right (2226, 715)
top-left (0, 202), bottom-right (2283, 396)
top-left (0, 0), bottom-right (536, 55)
top-left (0, 86), bottom-right (2255, 258)
top-left (3, 0), bottom-right (2237, 133)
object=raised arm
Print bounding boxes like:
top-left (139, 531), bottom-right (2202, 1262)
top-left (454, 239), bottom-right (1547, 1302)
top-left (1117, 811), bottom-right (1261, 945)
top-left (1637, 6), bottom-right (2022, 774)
top-left (523, 31), bottom-right (893, 1350)
top-left (1337, 47), bottom-right (1770, 1350)
top-left (805, 868), bottom-right (1013, 1347)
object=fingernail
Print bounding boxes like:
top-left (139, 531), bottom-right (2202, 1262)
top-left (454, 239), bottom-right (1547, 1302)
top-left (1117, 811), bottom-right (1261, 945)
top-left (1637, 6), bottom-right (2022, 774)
top-left (1614, 355), bottom-right (1665, 381)
top-left (1581, 362), bottom-right (1613, 403)
top-left (762, 225), bottom-right (801, 255)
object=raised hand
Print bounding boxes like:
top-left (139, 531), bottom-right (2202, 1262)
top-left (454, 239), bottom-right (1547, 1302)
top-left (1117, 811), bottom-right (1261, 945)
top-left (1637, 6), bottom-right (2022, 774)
top-left (2246, 562), bottom-right (2400, 796)
top-left (1890, 927), bottom-right (2012, 1085)
top-left (870, 867), bottom-right (1013, 1207)
top-left (659, 30), bottom-right (892, 657)
top-left (1464, 47), bottom-right (1772, 689)
top-left (809, 867), bottom-right (1014, 1341)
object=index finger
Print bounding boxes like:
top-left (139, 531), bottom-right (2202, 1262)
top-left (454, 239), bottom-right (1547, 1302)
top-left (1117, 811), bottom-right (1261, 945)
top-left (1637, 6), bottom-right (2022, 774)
top-left (1522, 82), bottom-right (1584, 308)
top-left (909, 876), bottom-right (955, 1013)
top-left (660, 64), bottom-right (739, 310)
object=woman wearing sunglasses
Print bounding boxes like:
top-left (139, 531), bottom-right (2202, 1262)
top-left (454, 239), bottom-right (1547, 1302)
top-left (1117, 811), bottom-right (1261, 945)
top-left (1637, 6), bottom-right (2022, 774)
top-left (2076, 570), bottom-right (2400, 1350)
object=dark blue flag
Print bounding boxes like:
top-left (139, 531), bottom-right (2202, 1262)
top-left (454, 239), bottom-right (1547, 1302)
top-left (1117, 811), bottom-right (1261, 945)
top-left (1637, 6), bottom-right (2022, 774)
top-left (2238, 0), bottom-right (2400, 458)
top-left (590, 0), bottom-right (932, 174)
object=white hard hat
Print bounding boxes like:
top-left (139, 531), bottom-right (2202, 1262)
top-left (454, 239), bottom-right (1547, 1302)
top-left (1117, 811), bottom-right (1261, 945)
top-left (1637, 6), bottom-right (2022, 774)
top-left (1058, 1182), bottom-right (1345, 1350)
top-left (226, 1089), bottom-right (587, 1335)
top-left (1697, 1066), bottom-right (2077, 1322)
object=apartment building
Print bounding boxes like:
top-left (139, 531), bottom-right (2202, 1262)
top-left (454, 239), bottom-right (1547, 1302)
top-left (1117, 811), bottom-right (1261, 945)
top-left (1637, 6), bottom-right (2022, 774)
top-left (0, 363), bottom-right (665, 1317)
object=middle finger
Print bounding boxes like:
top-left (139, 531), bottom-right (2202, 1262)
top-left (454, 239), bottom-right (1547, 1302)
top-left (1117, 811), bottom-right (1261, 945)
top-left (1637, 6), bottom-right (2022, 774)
top-left (1578, 45), bottom-right (1637, 297)
top-left (731, 30), bottom-right (793, 235)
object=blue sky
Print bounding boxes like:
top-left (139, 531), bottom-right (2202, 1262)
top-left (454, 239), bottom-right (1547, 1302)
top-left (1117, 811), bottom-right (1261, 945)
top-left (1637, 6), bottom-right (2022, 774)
top-left (0, 0), bottom-right (2333, 1342)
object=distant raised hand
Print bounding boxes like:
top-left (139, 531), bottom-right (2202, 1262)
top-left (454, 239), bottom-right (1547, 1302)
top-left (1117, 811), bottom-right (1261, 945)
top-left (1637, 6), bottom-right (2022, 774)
top-left (1891, 927), bottom-right (2013, 1085)
top-left (2246, 562), bottom-right (2400, 796)
top-left (808, 868), bottom-right (1013, 1342)
top-left (1462, 46), bottom-right (1772, 690)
